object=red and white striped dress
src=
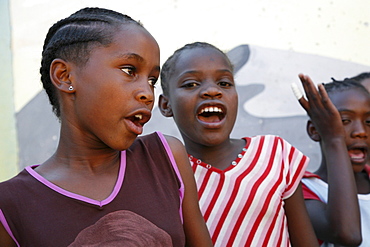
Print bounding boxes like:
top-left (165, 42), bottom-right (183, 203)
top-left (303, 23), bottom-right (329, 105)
top-left (190, 135), bottom-right (309, 247)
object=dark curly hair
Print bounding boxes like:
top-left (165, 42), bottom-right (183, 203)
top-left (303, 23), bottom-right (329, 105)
top-left (40, 7), bottom-right (143, 118)
top-left (160, 42), bottom-right (233, 96)
top-left (349, 72), bottom-right (370, 83)
top-left (323, 77), bottom-right (368, 95)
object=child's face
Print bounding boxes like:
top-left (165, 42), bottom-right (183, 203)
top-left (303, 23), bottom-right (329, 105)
top-left (330, 88), bottom-right (370, 172)
top-left (69, 24), bottom-right (160, 150)
top-left (164, 47), bottom-right (238, 147)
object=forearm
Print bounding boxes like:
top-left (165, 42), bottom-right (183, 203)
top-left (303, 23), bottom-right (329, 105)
top-left (320, 137), bottom-right (361, 244)
top-left (285, 185), bottom-right (319, 247)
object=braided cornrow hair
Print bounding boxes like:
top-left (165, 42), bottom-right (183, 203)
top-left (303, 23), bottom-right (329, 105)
top-left (349, 72), bottom-right (370, 83)
top-left (160, 42), bottom-right (233, 96)
top-left (40, 7), bottom-right (142, 118)
top-left (323, 77), bottom-right (368, 95)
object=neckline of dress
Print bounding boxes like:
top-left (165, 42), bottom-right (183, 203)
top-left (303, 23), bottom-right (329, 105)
top-left (188, 138), bottom-right (249, 172)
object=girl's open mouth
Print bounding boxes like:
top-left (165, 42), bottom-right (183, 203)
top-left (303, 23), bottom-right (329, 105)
top-left (197, 106), bottom-right (225, 123)
top-left (125, 112), bottom-right (151, 135)
top-left (348, 148), bottom-right (367, 163)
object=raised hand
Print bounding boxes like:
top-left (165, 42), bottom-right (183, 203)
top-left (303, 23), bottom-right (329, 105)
top-left (292, 73), bottom-right (345, 141)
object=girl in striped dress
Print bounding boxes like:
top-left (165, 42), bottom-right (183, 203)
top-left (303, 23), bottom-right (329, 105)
top-left (158, 42), bottom-right (318, 247)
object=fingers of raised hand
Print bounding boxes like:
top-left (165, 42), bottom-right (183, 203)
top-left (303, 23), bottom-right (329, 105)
top-left (297, 74), bottom-right (342, 130)
top-left (291, 82), bottom-right (309, 111)
top-left (299, 74), bottom-right (320, 103)
top-left (296, 74), bottom-right (330, 119)
top-left (291, 83), bottom-right (303, 100)
top-left (316, 83), bottom-right (332, 108)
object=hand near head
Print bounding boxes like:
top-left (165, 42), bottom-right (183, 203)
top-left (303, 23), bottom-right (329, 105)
top-left (294, 74), bottom-right (363, 246)
top-left (293, 74), bottom-right (345, 141)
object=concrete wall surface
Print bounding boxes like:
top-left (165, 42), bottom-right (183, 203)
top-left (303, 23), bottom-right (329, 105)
top-left (0, 0), bottom-right (18, 181)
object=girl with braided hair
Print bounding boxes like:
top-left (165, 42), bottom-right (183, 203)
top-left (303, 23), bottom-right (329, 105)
top-left (0, 7), bottom-right (212, 247)
top-left (299, 76), bottom-right (368, 246)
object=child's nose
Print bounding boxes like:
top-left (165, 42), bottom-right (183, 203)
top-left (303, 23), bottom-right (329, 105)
top-left (200, 83), bottom-right (222, 99)
top-left (351, 121), bottom-right (368, 138)
top-left (135, 80), bottom-right (154, 105)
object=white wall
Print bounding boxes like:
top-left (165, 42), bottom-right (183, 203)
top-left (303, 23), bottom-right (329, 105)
top-left (0, 0), bottom-right (18, 180)
top-left (10, 0), bottom-right (370, 111)
top-left (3, 0), bottom-right (370, 175)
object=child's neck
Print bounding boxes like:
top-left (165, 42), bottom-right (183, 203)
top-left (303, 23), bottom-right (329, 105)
top-left (354, 170), bottom-right (370, 194)
top-left (186, 138), bottom-right (246, 170)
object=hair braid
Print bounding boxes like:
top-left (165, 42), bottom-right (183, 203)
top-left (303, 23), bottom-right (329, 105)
top-left (349, 72), bottom-right (370, 83)
top-left (323, 77), bottom-right (368, 95)
top-left (40, 7), bottom-right (142, 118)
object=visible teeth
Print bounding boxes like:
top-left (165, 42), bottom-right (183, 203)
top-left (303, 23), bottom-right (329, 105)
top-left (200, 106), bottom-right (223, 114)
top-left (134, 114), bottom-right (143, 120)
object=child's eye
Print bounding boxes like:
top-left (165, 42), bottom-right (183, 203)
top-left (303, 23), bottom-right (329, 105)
top-left (121, 66), bottom-right (135, 76)
top-left (148, 77), bottom-right (157, 87)
top-left (342, 119), bottom-right (351, 125)
top-left (218, 81), bottom-right (233, 87)
top-left (182, 81), bottom-right (199, 88)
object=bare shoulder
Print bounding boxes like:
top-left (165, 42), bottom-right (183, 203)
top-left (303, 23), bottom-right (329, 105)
top-left (163, 135), bottom-right (184, 149)
top-left (163, 135), bottom-right (187, 159)
top-left (162, 135), bottom-right (193, 176)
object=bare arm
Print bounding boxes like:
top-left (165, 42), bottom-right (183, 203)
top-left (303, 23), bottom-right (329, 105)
top-left (285, 184), bottom-right (319, 247)
top-left (0, 222), bottom-right (16, 247)
top-left (295, 74), bottom-right (361, 245)
top-left (165, 135), bottom-right (213, 247)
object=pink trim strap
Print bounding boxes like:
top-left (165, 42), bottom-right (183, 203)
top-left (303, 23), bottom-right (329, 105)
top-left (156, 131), bottom-right (185, 223)
top-left (0, 209), bottom-right (20, 247)
top-left (25, 153), bottom-right (126, 207)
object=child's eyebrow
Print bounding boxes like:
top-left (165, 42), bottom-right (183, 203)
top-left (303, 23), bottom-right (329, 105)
top-left (178, 69), bottom-right (233, 77)
top-left (179, 70), bottom-right (199, 76)
top-left (115, 52), bottom-right (144, 63)
top-left (338, 108), bottom-right (370, 115)
top-left (216, 69), bottom-right (233, 74)
top-left (115, 52), bottom-right (160, 72)
top-left (338, 108), bottom-right (356, 113)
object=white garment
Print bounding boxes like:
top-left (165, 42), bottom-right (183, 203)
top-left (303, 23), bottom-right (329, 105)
top-left (302, 176), bottom-right (370, 247)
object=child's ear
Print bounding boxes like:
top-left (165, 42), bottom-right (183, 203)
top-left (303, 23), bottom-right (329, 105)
top-left (158, 94), bottom-right (173, 117)
top-left (50, 58), bottom-right (75, 93)
top-left (306, 120), bottom-right (321, 142)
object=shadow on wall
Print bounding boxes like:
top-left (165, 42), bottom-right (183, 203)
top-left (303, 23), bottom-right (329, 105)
top-left (16, 91), bottom-right (60, 168)
top-left (16, 44), bottom-right (370, 171)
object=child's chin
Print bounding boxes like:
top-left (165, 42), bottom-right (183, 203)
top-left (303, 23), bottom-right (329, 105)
top-left (352, 163), bottom-right (366, 173)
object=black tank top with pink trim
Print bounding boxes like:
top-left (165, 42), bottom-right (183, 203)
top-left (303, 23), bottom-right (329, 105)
top-left (0, 132), bottom-right (185, 247)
